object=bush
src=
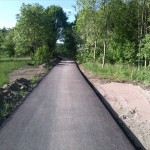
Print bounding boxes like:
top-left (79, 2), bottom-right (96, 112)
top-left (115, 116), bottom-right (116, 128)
top-left (34, 44), bottom-right (51, 64)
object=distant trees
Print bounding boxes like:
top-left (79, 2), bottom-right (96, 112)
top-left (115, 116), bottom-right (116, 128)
top-left (14, 3), bottom-right (68, 63)
top-left (63, 22), bottom-right (78, 58)
top-left (44, 5), bottom-right (68, 56)
top-left (14, 3), bottom-right (45, 56)
top-left (75, 0), bottom-right (150, 68)
top-left (2, 29), bottom-right (15, 57)
top-left (0, 28), bottom-right (8, 55)
top-left (0, 28), bottom-right (15, 56)
top-left (0, 3), bottom-right (72, 64)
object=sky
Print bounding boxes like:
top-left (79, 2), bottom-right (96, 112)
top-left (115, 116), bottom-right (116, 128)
top-left (0, 0), bottom-right (76, 29)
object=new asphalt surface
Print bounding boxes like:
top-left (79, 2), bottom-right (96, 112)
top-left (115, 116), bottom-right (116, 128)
top-left (0, 59), bottom-right (135, 150)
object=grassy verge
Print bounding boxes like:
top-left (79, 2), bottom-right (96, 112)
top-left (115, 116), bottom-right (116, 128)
top-left (82, 62), bottom-right (150, 84)
top-left (0, 57), bottom-right (32, 87)
top-left (31, 76), bottom-right (41, 84)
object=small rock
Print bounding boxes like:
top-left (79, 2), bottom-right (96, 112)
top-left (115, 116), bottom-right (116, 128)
top-left (28, 87), bottom-right (33, 92)
top-left (8, 83), bottom-right (21, 91)
top-left (0, 88), bottom-right (4, 92)
top-left (20, 85), bottom-right (28, 90)
top-left (130, 109), bottom-right (136, 115)
top-left (16, 78), bottom-right (31, 86)
top-left (3, 84), bottom-right (8, 89)
top-left (122, 115), bottom-right (127, 119)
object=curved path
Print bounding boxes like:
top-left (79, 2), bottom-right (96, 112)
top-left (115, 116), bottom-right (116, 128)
top-left (0, 60), bottom-right (135, 150)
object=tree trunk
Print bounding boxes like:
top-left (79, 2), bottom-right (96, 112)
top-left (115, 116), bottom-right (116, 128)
top-left (137, 0), bottom-right (142, 70)
top-left (102, 40), bottom-right (106, 68)
top-left (102, 0), bottom-right (107, 68)
top-left (94, 40), bottom-right (97, 63)
top-left (145, 54), bottom-right (147, 69)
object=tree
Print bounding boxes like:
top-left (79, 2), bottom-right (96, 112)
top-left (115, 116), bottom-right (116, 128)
top-left (0, 28), bottom-right (8, 55)
top-left (2, 29), bottom-right (15, 57)
top-left (76, 0), bottom-right (102, 62)
top-left (44, 5), bottom-right (68, 56)
top-left (14, 3), bottom-right (45, 56)
top-left (63, 22), bottom-right (78, 58)
top-left (75, 0), bottom-right (150, 66)
top-left (14, 4), bottom-right (68, 61)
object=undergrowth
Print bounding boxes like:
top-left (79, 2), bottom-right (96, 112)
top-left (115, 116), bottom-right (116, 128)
top-left (0, 57), bottom-right (32, 87)
top-left (82, 62), bottom-right (150, 84)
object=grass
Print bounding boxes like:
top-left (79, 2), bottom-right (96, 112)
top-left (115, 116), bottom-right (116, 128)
top-left (0, 57), bottom-right (33, 87)
top-left (31, 76), bottom-right (41, 84)
top-left (82, 62), bottom-right (150, 84)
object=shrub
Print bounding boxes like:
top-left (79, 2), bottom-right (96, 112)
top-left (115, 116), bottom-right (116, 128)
top-left (34, 44), bottom-right (51, 64)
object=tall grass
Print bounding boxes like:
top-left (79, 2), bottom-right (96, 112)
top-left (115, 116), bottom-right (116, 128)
top-left (83, 62), bottom-right (150, 84)
top-left (0, 57), bottom-right (32, 87)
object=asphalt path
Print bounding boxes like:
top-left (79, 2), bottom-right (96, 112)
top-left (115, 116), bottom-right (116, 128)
top-left (0, 59), bottom-right (135, 150)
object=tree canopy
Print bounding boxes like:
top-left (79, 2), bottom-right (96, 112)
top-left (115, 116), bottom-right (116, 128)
top-left (75, 0), bottom-right (150, 68)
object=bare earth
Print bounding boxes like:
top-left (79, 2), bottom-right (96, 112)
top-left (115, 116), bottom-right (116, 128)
top-left (8, 65), bottom-right (46, 83)
top-left (80, 65), bottom-right (150, 150)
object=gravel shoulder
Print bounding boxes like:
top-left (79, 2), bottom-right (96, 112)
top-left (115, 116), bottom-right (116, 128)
top-left (79, 65), bottom-right (150, 150)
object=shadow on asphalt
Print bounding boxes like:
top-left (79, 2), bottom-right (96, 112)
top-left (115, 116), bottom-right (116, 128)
top-left (56, 59), bottom-right (76, 67)
top-left (76, 62), bottom-right (146, 150)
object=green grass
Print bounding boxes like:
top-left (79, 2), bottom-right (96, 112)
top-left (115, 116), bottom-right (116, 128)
top-left (82, 62), bottom-right (150, 84)
top-left (31, 76), bottom-right (41, 84)
top-left (0, 57), bottom-right (32, 87)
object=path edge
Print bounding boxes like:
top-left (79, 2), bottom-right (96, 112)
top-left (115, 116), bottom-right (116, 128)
top-left (0, 57), bottom-right (61, 130)
top-left (75, 62), bottom-right (146, 150)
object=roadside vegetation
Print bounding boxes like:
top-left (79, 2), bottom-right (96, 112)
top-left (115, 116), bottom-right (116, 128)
top-left (75, 0), bottom-right (150, 85)
top-left (83, 62), bottom-right (150, 84)
top-left (0, 57), bottom-right (32, 87)
top-left (31, 76), bottom-right (41, 85)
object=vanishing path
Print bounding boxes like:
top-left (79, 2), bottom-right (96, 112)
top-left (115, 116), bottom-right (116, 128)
top-left (0, 59), bottom-right (135, 150)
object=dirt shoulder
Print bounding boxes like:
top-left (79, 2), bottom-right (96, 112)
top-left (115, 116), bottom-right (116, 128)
top-left (79, 65), bottom-right (150, 150)
top-left (0, 58), bottom-right (61, 127)
top-left (0, 64), bottom-right (47, 126)
top-left (8, 64), bottom-right (46, 83)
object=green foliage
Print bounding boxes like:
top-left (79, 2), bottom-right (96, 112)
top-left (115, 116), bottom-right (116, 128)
top-left (141, 34), bottom-right (150, 60)
top-left (77, 48), bottom-right (94, 63)
top-left (0, 86), bottom-right (28, 124)
top-left (83, 62), bottom-right (150, 84)
top-left (0, 57), bottom-right (32, 86)
top-left (0, 4), bottom-right (75, 63)
top-left (63, 23), bottom-right (78, 58)
top-left (31, 76), bottom-right (41, 84)
top-left (108, 39), bottom-right (136, 64)
top-left (2, 29), bottom-right (15, 57)
top-left (76, 0), bottom-right (150, 67)
top-left (0, 100), bottom-right (15, 119)
top-left (13, 4), bottom-right (68, 63)
top-left (34, 45), bottom-right (51, 64)
top-left (44, 5), bottom-right (67, 52)
top-left (0, 28), bottom-right (9, 54)
top-left (15, 3), bottom-right (45, 56)
top-left (76, 0), bottom-right (102, 62)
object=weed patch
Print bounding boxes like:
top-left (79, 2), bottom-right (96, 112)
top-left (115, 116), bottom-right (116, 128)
top-left (82, 62), bottom-right (150, 84)
top-left (0, 57), bottom-right (32, 87)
